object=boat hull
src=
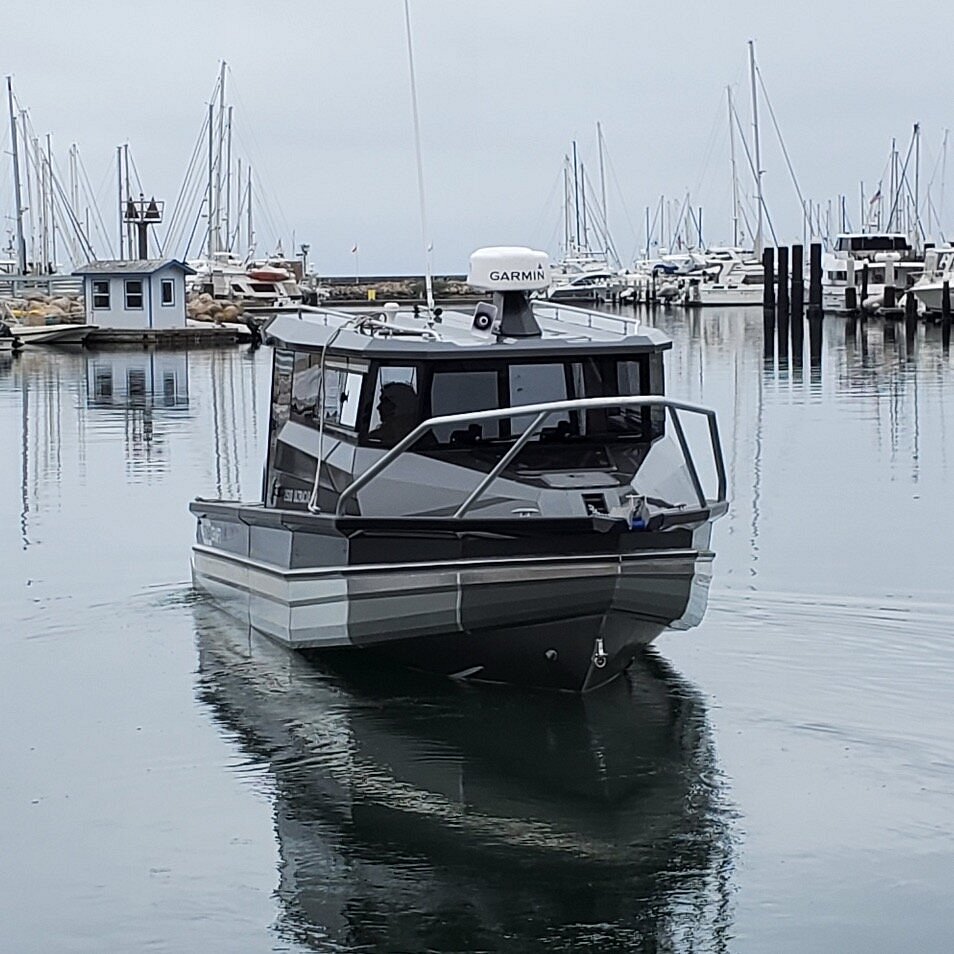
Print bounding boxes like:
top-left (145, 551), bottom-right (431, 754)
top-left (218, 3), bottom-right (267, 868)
top-left (14, 323), bottom-right (95, 345)
top-left (190, 503), bottom-right (715, 692)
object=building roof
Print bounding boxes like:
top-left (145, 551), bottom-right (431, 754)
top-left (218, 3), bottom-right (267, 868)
top-left (72, 259), bottom-right (196, 276)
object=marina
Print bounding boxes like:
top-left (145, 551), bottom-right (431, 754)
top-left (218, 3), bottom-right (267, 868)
top-left (2, 306), bottom-right (953, 950)
top-left (4, 1), bottom-right (954, 950)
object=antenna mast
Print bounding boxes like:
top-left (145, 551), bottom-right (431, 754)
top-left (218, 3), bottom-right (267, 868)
top-left (403, 0), bottom-right (435, 313)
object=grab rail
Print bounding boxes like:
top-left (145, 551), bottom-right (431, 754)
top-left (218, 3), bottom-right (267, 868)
top-left (333, 395), bottom-right (726, 519)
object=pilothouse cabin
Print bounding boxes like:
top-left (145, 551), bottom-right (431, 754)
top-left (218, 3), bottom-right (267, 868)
top-left (263, 306), bottom-right (672, 517)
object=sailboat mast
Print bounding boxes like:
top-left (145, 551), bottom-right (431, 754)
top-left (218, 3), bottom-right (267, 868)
top-left (563, 159), bottom-right (571, 255)
top-left (580, 164), bottom-right (588, 250)
top-left (215, 61), bottom-right (226, 254)
top-left (5, 78), bottom-right (27, 273)
top-left (247, 167), bottom-right (254, 255)
top-left (597, 121), bottom-right (608, 253)
top-left (941, 129), bottom-right (949, 237)
top-left (727, 86), bottom-right (740, 248)
top-left (572, 140), bottom-right (580, 254)
top-left (207, 102), bottom-right (214, 257)
top-left (117, 145), bottom-right (125, 259)
top-left (748, 40), bottom-right (764, 257)
top-left (914, 122), bottom-right (920, 250)
top-left (224, 105), bottom-right (233, 252)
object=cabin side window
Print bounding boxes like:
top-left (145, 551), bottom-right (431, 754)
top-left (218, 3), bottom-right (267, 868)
top-left (290, 353), bottom-right (321, 425)
top-left (321, 367), bottom-right (364, 430)
top-left (290, 352), bottom-right (365, 432)
top-left (368, 366), bottom-right (419, 445)
top-left (161, 279), bottom-right (175, 306)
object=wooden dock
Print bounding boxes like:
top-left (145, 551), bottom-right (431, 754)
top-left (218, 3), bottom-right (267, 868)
top-left (86, 324), bottom-right (253, 348)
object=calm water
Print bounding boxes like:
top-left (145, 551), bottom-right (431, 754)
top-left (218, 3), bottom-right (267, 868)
top-left (1, 312), bottom-right (953, 952)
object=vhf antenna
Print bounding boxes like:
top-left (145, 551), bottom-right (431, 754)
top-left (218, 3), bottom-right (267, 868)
top-left (403, 0), bottom-right (436, 316)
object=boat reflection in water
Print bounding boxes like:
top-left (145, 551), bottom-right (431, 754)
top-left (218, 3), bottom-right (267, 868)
top-left (194, 601), bottom-right (735, 952)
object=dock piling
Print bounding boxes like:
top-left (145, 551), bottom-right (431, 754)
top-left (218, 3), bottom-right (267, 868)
top-left (791, 244), bottom-right (804, 315)
top-left (905, 291), bottom-right (918, 350)
top-left (762, 248), bottom-right (776, 361)
top-left (942, 281), bottom-right (951, 352)
top-left (808, 243), bottom-right (822, 319)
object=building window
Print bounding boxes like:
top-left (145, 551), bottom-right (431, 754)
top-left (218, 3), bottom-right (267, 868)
top-left (92, 280), bottom-right (110, 309)
top-left (161, 279), bottom-right (175, 306)
top-left (125, 279), bottom-right (144, 310)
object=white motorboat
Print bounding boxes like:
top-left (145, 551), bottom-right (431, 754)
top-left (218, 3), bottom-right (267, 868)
top-left (683, 247), bottom-right (764, 307)
top-left (909, 245), bottom-right (954, 313)
top-left (822, 232), bottom-right (922, 312)
top-left (6, 321), bottom-right (95, 345)
top-left (544, 252), bottom-right (624, 303)
top-left (187, 251), bottom-right (303, 309)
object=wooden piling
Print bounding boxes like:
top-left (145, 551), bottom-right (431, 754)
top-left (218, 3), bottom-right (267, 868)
top-left (808, 242), bottom-right (822, 319)
top-left (845, 286), bottom-right (858, 313)
top-left (905, 290), bottom-right (917, 349)
top-left (762, 248), bottom-right (775, 360)
top-left (942, 281), bottom-right (951, 351)
top-left (860, 262), bottom-right (869, 308)
top-left (883, 284), bottom-right (896, 310)
top-left (777, 246), bottom-right (789, 314)
top-left (762, 248), bottom-right (776, 310)
top-left (791, 244), bottom-right (804, 315)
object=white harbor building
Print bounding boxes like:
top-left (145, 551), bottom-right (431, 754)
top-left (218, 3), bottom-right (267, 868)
top-left (73, 260), bottom-right (195, 330)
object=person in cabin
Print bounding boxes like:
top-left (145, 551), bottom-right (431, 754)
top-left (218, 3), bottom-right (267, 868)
top-left (369, 381), bottom-right (419, 446)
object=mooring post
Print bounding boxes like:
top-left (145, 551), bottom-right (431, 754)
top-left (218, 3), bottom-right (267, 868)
top-left (791, 244), bottom-right (804, 315)
top-left (776, 246), bottom-right (789, 363)
top-left (845, 286), bottom-right (858, 313)
top-left (808, 241), bottom-right (823, 367)
top-left (860, 262), bottom-right (869, 310)
top-left (942, 280), bottom-right (951, 352)
top-left (762, 247), bottom-right (776, 361)
top-left (777, 245), bottom-right (790, 314)
top-left (762, 247), bottom-right (776, 309)
top-left (905, 290), bottom-right (918, 349)
top-left (883, 284), bottom-right (896, 310)
top-left (808, 242), bottom-right (822, 320)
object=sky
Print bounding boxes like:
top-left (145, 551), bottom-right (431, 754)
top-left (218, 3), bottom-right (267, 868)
top-left (3, 0), bottom-right (954, 274)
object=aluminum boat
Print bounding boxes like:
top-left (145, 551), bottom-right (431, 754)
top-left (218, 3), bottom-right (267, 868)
top-left (190, 247), bottom-right (728, 691)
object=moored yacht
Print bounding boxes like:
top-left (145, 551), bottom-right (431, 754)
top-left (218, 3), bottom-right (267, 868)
top-left (822, 232), bottom-right (922, 312)
top-left (909, 244), bottom-right (954, 313)
top-left (544, 251), bottom-right (624, 303)
top-left (190, 247), bottom-right (727, 692)
top-left (683, 247), bottom-right (764, 307)
top-left (187, 251), bottom-right (303, 309)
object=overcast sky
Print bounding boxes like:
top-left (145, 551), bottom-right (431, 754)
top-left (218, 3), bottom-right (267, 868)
top-left (3, 0), bottom-right (954, 273)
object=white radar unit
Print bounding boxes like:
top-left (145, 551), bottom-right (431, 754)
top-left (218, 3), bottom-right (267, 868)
top-left (467, 247), bottom-right (551, 292)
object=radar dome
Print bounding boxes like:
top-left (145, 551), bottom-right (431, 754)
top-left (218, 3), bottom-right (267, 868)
top-left (467, 247), bottom-right (551, 292)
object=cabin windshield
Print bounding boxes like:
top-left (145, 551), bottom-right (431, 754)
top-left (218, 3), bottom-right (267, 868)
top-left (362, 355), bottom-right (665, 468)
